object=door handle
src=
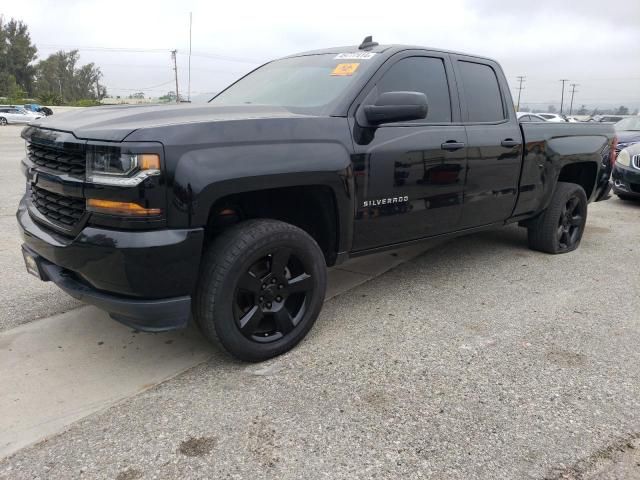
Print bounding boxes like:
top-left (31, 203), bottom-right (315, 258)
top-left (501, 138), bottom-right (520, 148)
top-left (441, 141), bottom-right (466, 151)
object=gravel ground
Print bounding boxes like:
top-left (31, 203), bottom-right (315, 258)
top-left (1, 196), bottom-right (638, 479)
top-left (0, 125), bottom-right (81, 332)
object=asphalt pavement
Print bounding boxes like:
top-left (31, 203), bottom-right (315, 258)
top-left (0, 123), bottom-right (639, 479)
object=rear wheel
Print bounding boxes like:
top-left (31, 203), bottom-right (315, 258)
top-left (0, 117), bottom-right (7, 126)
top-left (527, 182), bottom-right (588, 254)
top-left (194, 219), bottom-right (327, 362)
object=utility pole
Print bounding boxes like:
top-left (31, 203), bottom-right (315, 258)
top-left (569, 83), bottom-right (579, 115)
top-left (188, 12), bottom-right (192, 102)
top-left (559, 79), bottom-right (569, 114)
top-left (171, 49), bottom-right (179, 103)
top-left (515, 76), bottom-right (526, 111)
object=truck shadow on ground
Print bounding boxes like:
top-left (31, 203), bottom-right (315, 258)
top-left (145, 224), bottom-right (533, 365)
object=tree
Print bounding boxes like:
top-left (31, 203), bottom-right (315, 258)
top-left (33, 50), bottom-right (106, 103)
top-left (158, 91), bottom-right (177, 103)
top-left (6, 74), bottom-right (26, 101)
top-left (0, 17), bottom-right (38, 96)
top-left (615, 106), bottom-right (629, 115)
top-left (129, 92), bottom-right (145, 99)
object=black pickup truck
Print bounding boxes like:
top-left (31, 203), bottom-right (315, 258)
top-left (18, 38), bottom-right (616, 361)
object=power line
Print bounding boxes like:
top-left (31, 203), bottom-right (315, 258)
top-left (37, 44), bottom-right (170, 53)
top-left (105, 80), bottom-right (175, 92)
top-left (181, 51), bottom-right (263, 64)
top-left (36, 43), bottom-right (263, 63)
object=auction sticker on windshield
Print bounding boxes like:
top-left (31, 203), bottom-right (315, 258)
top-left (334, 52), bottom-right (376, 60)
top-left (331, 63), bottom-right (360, 76)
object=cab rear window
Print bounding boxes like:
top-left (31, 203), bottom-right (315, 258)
top-left (458, 61), bottom-right (505, 123)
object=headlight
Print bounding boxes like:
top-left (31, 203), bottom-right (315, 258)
top-left (617, 149), bottom-right (631, 167)
top-left (86, 146), bottom-right (161, 186)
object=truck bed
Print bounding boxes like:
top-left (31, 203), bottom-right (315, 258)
top-left (513, 122), bottom-right (615, 218)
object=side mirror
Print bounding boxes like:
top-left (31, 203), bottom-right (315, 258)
top-left (364, 91), bottom-right (428, 125)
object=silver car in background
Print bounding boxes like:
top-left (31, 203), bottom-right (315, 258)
top-left (0, 106), bottom-right (44, 125)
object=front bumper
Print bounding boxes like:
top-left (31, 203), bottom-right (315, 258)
top-left (612, 164), bottom-right (640, 198)
top-left (17, 197), bottom-right (204, 331)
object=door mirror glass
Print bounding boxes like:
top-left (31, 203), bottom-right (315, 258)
top-left (364, 91), bottom-right (428, 125)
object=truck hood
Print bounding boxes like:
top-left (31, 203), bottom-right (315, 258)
top-left (28, 104), bottom-right (307, 142)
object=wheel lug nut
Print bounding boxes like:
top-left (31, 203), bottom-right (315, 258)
top-left (271, 278), bottom-right (277, 284)
top-left (262, 284), bottom-right (267, 290)
top-left (259, 296), bottom-right (264, 301)
top-left (266, 302), bottom-right (272, 308)
top-left (276, 296), bottom-right (282, 302)
top-left (278, 284), bottom-right (283, 289)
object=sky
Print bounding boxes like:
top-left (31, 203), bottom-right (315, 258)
top-left (2, 0), bottom-right (639, 111)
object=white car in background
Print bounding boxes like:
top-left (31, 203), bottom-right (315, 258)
top-left (517, 112), bottom-right (548, 122)
top-left (537, 113), bottom-right (568, 122)
top-left (0, 106), bottom-right (44, 125)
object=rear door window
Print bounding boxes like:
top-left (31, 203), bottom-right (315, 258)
top-left (457, 61), bottom-right (505, 122)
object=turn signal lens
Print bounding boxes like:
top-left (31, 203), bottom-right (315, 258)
top-left (87, 199), bottom-right (162, 216)
top-left (139, 154), bottom-right (161, 170)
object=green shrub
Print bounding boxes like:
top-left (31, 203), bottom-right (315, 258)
top-left (69, 99), bottom-right (101, 107)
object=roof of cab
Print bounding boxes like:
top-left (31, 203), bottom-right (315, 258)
top-left (282, 43), bottom-right (497, 64)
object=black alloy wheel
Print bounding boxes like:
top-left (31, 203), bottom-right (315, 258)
top-left (195, 219), bottom-right (327, 362)
top-left (556, 195), bottom-right (585, 250)
top-left (527, 181), bottom-right (588, 254)
top-left (234, 247), bottom-right (314, 343)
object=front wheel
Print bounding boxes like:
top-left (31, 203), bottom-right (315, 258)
top-left (194, 219), bottom-right (327, 362)
top-left (617, 194), bottom-right (637, 201)
top-left (527, 182), bottom-right (588, 254)
top-left (0, 117), bottom-right (7, 126)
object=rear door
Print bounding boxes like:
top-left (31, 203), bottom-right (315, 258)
top-left (451, 56), bottom-right (523, 228)
top-left (349, 51), bottom-right (467, 251)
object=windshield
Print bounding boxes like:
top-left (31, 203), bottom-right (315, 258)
top-left (615, 117), bottom-right (640, 131)
top-left (210, 54), bottom-right (376, 113)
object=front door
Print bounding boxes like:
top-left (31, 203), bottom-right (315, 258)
top-left (350, 53), bottom-right (467, 251)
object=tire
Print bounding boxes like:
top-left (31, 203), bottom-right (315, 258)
top-left (194, 219), bottom-right (327, 362)
top-left (617, 194), bottom-right (637, 201)
top-left (0, 117), bottom-right (7, 126)
top-left (527, 182), bottom-right (588, 254)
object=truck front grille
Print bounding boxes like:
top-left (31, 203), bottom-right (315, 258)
top-left (27, 143), bottom-right (86, 176)
top-left (30, 185), bottom-right (86, 227)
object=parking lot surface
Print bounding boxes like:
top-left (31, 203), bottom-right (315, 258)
top-left (1, 123), bottom-right (639, 479)
top-left (0, 125), bottom-right (81, 331)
